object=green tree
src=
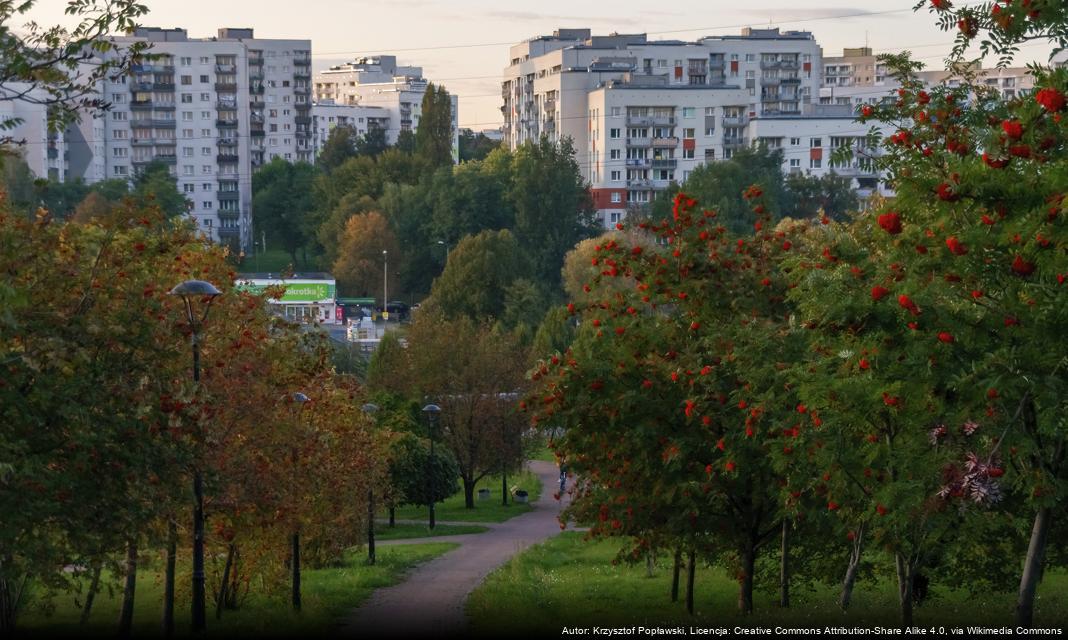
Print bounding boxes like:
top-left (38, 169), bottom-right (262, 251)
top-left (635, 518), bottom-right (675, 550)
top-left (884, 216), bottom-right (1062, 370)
top-left (425, 229), bottom-right (530, 322)
top-left (783, 171), bottom-right (859, 221)
top-left (388, 433), bottom-right (461, 509)
top-left (355, 125), bottom-right (389, 158)
top-left (459, 129), bottom-right (501, 162)
top-left (317, 126), bottom-right (357, 173)
top-left (252, 158), bottom-right (316, 266)
top-left (415, 83), bottom-right (454, 168)
top-left (132, 161), bottom-right (189, 218)
top-left (0, 152), bottom-right (35, 213)
top-left (332, 211), bottom-right (400, 299)
top-left (393, 129), bottom-right (416, 155)
top-left (510, 136), bottom-right (595, 286)
top-left (654, 145), bottom-right (786, 234)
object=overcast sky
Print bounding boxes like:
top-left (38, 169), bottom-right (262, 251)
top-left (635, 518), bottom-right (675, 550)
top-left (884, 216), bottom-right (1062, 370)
top-left (25, 0), bottom-right (1056, 130)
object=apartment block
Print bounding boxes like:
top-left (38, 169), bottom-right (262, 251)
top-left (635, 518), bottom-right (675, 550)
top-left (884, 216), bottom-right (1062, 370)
top-left (311, 101), bottom-right (391, 156)
top-left (502, 28), bottom-right (822, 227)
top-left (0, 84), bottom-right (67, 181)
top-left (313, 56), bottom-right (459, 161)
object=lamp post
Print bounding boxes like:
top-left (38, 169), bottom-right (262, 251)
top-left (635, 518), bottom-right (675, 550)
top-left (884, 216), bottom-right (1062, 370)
top-left (290, 391), bottom-right (310, 613)
top-left (361, 403), bottom-right (379, 565)
top-left (382, 249), bottom-right (388, 326)
top-left (436, 240), bottom-right (449, 263)
top-left (422, 404), bottom-right (441, 530)
top-left (167, 279), bottom-right (221, 635)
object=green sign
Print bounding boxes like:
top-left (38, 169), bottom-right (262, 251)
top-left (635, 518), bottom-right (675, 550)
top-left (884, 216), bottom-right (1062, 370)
top-left (236, 281), bottom-right (335, 302)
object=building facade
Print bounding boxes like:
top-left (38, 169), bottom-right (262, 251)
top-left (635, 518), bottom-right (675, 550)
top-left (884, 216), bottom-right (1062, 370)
top-left (0, 84), bottom-right (67, 181)
top-left (313, 56), bottom-right (459, 161)
top-left (310, 101), bottom-right (390, 157)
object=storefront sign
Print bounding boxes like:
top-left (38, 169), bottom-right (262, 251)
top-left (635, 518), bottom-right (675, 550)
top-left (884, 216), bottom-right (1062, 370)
top-left (235, 280), bottom-right (336, 302)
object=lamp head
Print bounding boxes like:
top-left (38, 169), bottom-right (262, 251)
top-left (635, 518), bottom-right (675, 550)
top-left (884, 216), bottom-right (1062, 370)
top-left (362, 403), bottom-right (380, 414)
top-left (168, 280), bottom-right (221, 299)
top-left (292, 392), bottom-right (310, 404)
top-left (422, 403), bottom-right (441, 416)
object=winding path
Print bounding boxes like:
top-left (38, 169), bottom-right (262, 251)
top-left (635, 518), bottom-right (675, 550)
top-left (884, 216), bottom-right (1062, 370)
top-left (336, 460), bottom-right (571, 637)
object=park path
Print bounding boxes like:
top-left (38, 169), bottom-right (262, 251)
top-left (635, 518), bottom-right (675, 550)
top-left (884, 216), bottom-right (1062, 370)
top-left (336, 460), bottom-right (570, 637)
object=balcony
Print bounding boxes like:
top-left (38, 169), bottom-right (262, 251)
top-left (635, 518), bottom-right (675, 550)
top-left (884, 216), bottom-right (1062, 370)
top-left (762, 77), bottom-right (782, 86)
top-left (293, 56), bottom-right (311, 66)
top-left (215, 63), bottom-right (237, 74)
top-left (626, 178), bottom-right (653, 189)
top-left (153, 82), bottom-right (176, 91)
top-left (723, 137), bottom-right (748, 149)
top-left (781, 76), bottom-right (802, 85)
top-left (626, 137), bottom-right (652, 148)
top-left (652, 158), bottom-right (678, 169)
top-left (216, 137), bottom-right (238, 147)
top-left (134, 155), bottom-right (177, 165)
top-left (215, 82), bottom-right (238, 92)
top-left (250, 129), bottom-right (265, 137)
top-left (218, 190), bottom-right (240, 202)
top-left (217, 153), bottom-right (240, 163)
top-left (250, 113), bottom-right (264, 124)
top-left (626, 115), bottom-right (654, 126)
top-left (217, 101), bottom-right (238, 111)
top-left (131, 81), bottom-right (154, 92)
top-left (651, 115), bottom-right (676, 126)
top-left (294, 115), bottom-right (311, 125)
top-left (294, 70), bottom-right (311, 79)
top-left (131, 64), bottom-right (175, 74)
top-left (625, 158), bottom-right (650, 168)
top-left (651, 136), bottom-right (679, 148)
top-left (130, 119), bottom-right (176, 128)
top-left (131, 99), bottom-right (154, 110)
top-left (722, 115), bottom-right (749, 126)
top-left (216, 119), bottom-right (239, 128)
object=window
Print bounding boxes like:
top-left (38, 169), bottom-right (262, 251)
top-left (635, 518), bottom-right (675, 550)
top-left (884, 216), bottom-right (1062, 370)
top-left (199, 56), bottom-right (210, 64)
top-left (112, 94), bottom-right (125, 104)
top-left (182, 112), bottom-right (193, 121)
top-left (610, 149), bottom-right (620, 159)
top-left (182, 147), bottom-right (193, 157)
top-left (199, 75), bottom-right (209, 83)
top-left (705, 127), bottom-right (715, 136)
top-left (789, 158), bottom-right (800, 167)
top-left (790, 137), bottom-right (801, 146)
top-left (112, 111), bottom-right (127, 121)
top-left (200, 93), bottom-right (210, 102)
top-left (201, 183), bottom-right (213, 191)
top-left (658, 59), bottom-right (668, 68)
top-left (202, 201), bottom-right (213, 210)
top-left (730, 54), bottom-right (739, 61)
top-left (269, 123), bottom-right (278, 132)
top-left (183, 183), bottom-right (194, 193)
top-left (202, 165), bottom-right (212, 175)
top-left (705, 107), bottom-right (715, 116)
top-left (201, 147), bottom-right (211, 156)
top-left (609, 128), bottom-right (620, 139)
top-left (683, 148), bottom-right (695, 159)
top-left (112, 147), bottom-right (128, 157)
top-left (810, 138), bottom-right (822, 147)
top-left (181, 94), bottom-right (193, 103)
top-left (113, 129), bottom-right (127, 139)
top-left (682, 107), bottom-right (695, 118)
top-left (180, 56), bottom-right (191, 65)
top-left (183, 165), bottom-right (194, 176)
top-left (611, 170), bottom-right (621, 181)
top-left (201, 129), bottom-right (211, 137)
top-left (683, 128), bottom-right (695, 138)
top-left (745, 54), bottom-right (755, 62)
top-left (203, 218), bottom-right (212, 227)
top-left (269, 109), bottom-right (277, 117)
top-left (180, 75), bottom-right (192, 85)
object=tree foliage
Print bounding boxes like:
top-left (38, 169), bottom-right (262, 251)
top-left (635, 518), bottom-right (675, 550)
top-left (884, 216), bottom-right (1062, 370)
top-left (251, 158), bottom-right (316, 266)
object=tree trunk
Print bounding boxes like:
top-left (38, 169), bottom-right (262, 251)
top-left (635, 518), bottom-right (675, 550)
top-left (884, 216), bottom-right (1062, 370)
top-left (646, 552), bottom-right (656, 578)
top-left (501, 471), bottom-right (508, 507)
top-left (117, 539), bottom-right (138, 637)
top-left (162, 521), bottom-right (176, 636)
top-left (389, 506), bottom-right (396, 528)
top-left (738, 544), bottom-right (756, 615)
top-left (367, 488), bottom-right (376, 565)
top-left (895, 552), bottom-right (916, 626)
top-left (291, 532), bottom-right (301, 612)
top-left (80, 564), bottom-right (102, 625)
top-left (226, 546), bottom-right (241, 609)
top-left (1016, 507), bottom-right (1051, 628)
top-left (671, 547), bottom-right (682, 603)
top-left (463, 477), bottom-right (476, 509)
top-left (840, 523), bottom-right (865, 611)
top-left (215, 543), bottom-right (235, 620)
top-left (685, 548), bottom-right (697, 615)
top-left (779, 520), bottom-right (790, 608)
top-left (0, 555), bottom-right (26, 634)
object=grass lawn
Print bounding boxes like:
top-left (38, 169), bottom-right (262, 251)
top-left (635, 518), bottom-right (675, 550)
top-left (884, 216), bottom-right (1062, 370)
top-left (392, 468), bottom-right (543, 523)
top-left (467, 532), bottom-right (1068, 634)
top-left (236, 248), bottom-right (314, 274)
top-left (19, 543), bottom-right (457, 638)
top-left (375, 522), bottom-right (488, 541)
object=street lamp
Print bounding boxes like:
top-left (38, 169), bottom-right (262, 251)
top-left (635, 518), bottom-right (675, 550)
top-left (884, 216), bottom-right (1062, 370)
top-left (382, 250), bottom-right (388, 326)
top-left (422, 404), bottom-right (441, 530)
top-left (290, 391), bottom-right (310, 613)
top-left (436, 240), bottom-right (449, 263)
top-left (361, 403), bottom-right (379, 565)
top-left (167, 279), bottom-right (221, 634)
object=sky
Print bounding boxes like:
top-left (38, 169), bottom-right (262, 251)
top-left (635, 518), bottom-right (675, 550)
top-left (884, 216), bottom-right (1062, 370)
top-left (24, 0), bottom-right (1057, 131)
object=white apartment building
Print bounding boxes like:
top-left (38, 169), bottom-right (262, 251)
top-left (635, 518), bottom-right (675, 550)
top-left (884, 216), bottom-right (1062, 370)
top-left (0, 84), bottom-right (67, 181)
top-left (313, 56), bottom-right (459, 161)
top-left (58, 27), bottom-right (313, 251)
top-left (502, 27), bottom-right (822, 227)
top-left (311, 101), bottom-right (390, 156)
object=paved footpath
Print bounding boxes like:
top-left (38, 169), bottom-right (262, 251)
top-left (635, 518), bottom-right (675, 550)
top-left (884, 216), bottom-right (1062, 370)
top-left (336, 460), bottom-right (570, 637)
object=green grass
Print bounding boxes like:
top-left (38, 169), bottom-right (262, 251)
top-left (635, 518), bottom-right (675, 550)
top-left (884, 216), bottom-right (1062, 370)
top-left (20, 543), bottom-right (457, 637)
top-left (375, 522), bottom-right (488, 541)
top-left (467, 532), bottom-right (1068, 634)
top-left (392, 469), bottom-right (543, 523)
top-left (238, 249), bottom-right (314, 274)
